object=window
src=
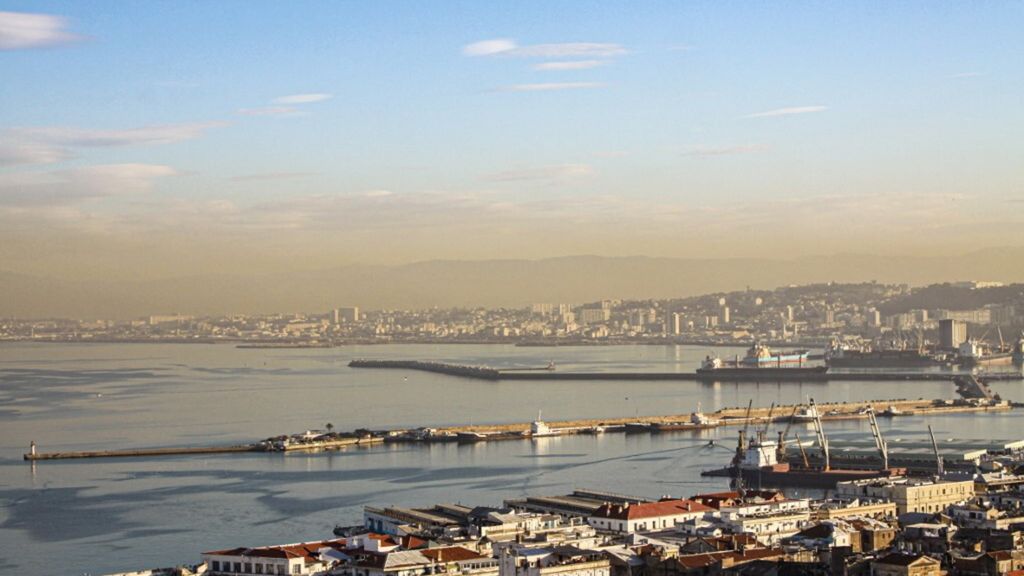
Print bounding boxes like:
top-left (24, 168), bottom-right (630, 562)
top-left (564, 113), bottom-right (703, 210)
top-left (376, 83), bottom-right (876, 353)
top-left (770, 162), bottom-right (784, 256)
top-left (245, 563), bottom-right (253, 573)
top-left (212, 561), bottom-right (221, 572)
top-left (292, 564), bottom-right (302, 575)
top-left (235, 563), bottom-right (243, 573)
top-left (256, 564), bottom-right (264, 574)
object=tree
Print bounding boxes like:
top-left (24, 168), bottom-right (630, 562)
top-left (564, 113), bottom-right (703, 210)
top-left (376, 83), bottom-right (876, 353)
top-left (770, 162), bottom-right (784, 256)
top-left (326, 422), bottom-right (335, 434)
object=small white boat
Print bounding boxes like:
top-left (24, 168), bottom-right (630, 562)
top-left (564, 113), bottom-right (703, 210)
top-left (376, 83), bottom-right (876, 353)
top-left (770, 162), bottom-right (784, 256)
top-left (792, 405), bottom-right (819, 422)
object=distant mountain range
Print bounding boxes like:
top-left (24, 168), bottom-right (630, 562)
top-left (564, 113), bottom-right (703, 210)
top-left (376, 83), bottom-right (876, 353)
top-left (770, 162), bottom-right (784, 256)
top-left (3, 248), bottom-right (1024, 319)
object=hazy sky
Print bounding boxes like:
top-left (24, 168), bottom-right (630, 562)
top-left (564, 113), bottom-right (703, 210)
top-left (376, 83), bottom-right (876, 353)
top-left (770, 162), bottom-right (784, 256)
top-left (1, 1), bottom-right (1022, 282)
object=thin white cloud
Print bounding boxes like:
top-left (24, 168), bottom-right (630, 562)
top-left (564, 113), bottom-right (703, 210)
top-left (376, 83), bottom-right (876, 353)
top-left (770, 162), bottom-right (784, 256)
top-left (0, 163), bottom-right (176, 207)
top-left (463, 39), bottom-right (626, 59)
top-left (533, 60), bottom-right (607, 71)
top-left (463, 38), bottom-right (517, 56)
top-left (0, 142), bottom-right (73, 166)
top-left (485, 163), bottom-right (594, 183)
top-left (229, 172), bottom-right (317, 182)
top-left (0, 11), bottom-right (81, 50)
top-left (10, 122), bottom-right (227, 147)
top-left (682, 144), bottom-right (768, 157)
top-left (237, 106), bottom-right (302, 117)
top-left (272, 93), bottom-right (333, 104)
top-left (513, 43), bottom-right (626, 58)
top-left (743, 106), bottom-right (828, 119)
top-left (499, 82), bottom-right (606, 92)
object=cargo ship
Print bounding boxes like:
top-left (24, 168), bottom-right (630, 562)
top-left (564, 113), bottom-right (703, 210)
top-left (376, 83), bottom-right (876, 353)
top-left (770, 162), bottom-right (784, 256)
top-left (958, 338), bottom-right (1016, 367)
top-left (696, 355), bottom-right (827, 381)
top-left (824, 341), bottom-right (945, 368)
top-left (702, 401), bottom-right (903, 489)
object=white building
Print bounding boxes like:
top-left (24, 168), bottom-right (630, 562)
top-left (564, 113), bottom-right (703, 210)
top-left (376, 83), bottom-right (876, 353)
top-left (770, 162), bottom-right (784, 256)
top-left (837, 477), bottom-right (975, 515)
top-left (587, 499), bottom-right (712, 534)
top-left (716, 498), bottom-right (811, 544)
top-left (499, 546), bottom-right (610, 576)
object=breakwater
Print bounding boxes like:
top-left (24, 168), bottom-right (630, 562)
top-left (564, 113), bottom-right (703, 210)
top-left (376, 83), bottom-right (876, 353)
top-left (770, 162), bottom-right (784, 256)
top-left (347, 359), bottom-right (1022, 382)
top-left (24, 436), bottom-right (384, 461)
top-left (348, 359), bottom-right (502, 379)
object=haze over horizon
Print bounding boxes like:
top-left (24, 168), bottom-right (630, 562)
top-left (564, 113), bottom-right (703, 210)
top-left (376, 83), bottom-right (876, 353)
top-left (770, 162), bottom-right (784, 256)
top-left (5, 249), bottom-right (1024, 319)
top-left (3, 2), bottom-right (1024, 306)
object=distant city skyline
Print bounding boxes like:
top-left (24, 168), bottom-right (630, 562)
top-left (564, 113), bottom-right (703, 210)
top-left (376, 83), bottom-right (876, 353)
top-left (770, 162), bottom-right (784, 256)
top-left (2, 2), bottom-right (1023, 286)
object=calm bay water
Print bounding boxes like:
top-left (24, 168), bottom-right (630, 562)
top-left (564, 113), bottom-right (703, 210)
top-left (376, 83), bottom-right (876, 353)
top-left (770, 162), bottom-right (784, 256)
top-left (1, 342), bottom-right (1022, 575)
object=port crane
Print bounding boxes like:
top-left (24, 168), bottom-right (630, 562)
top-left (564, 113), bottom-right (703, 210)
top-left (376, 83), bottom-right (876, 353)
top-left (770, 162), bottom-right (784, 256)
top-left (730, 399), bottom-right (754, 494)
top-left (928, 425), bottom-right (945, 477)
top-left (866, 405), bottom-right (889, 470)
top-left (793, 432), bottom-right (811, 468)
top-left (809, 398), bottom-right (830, 471)
top-left (775, 405), bottom-right (801, 462)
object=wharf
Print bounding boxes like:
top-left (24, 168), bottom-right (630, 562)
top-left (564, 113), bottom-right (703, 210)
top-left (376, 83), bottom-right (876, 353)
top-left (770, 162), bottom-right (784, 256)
top-left (23, 399), bottom-right (1011, 462)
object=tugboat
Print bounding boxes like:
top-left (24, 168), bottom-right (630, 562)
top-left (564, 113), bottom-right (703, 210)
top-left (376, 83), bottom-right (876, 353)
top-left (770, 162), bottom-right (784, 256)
top-left (529, 411), bottom-right (560, 437)
top-left (651, 403), bottom-right (721, 432)
top-left (791, 404), bottom-right (819, 423)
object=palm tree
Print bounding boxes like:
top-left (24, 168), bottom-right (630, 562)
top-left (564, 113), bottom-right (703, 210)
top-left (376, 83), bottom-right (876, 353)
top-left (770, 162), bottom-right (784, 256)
top-left (326, 422), bottom-right (335, 434)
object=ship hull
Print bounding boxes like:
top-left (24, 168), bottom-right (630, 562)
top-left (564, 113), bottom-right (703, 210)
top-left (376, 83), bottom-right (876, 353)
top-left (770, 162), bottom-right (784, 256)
top-left (651, 422), bottom-right (718, 432)
top-left (695, 366), bottom-right (828, 381)
top-left (826, 350), bottom-right (943, 368)
top-left (701, 466), bottom-right (899, 489)
top-left (960, 352), bottom-right (1015, 367)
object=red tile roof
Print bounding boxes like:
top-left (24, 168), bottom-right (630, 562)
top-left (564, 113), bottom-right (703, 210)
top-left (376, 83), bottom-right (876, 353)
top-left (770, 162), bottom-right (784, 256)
top-left (203, 539), bottom-right (347, 563)
top-left (675, 548), bottom-right (784, 569)
top-left (421, 547), bottom-right (489, 562)
top-left (593, 499), bottom-right (712, 520)
top-left (689, 490), bottom-right (784, 510)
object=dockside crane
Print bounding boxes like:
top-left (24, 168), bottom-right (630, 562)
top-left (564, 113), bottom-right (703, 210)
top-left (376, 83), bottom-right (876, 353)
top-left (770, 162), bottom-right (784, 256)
top-left (928, 425), bottom-right (945, 477)
top-left (809, 397), bottom-right (830, 471)
top-left (730, 399), bottom-right (754, 495)
top-left (866, 405), bottom-right (889, 470)
top-left (794, 433), bottom-right (811, 468)
top-left (776, 405), bottom-right (801, 462)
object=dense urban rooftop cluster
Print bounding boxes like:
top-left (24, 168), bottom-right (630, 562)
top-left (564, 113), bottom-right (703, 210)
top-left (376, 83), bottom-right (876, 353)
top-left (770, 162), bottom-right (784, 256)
top-left (115, 472), bottom-right (1024, 576)
top-left (2, 281), bottom-right (1023, 349)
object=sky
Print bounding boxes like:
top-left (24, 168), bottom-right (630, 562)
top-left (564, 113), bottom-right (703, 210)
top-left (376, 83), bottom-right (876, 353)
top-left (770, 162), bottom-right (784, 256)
top-left (1, 1), bottom-right (1023, 283)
